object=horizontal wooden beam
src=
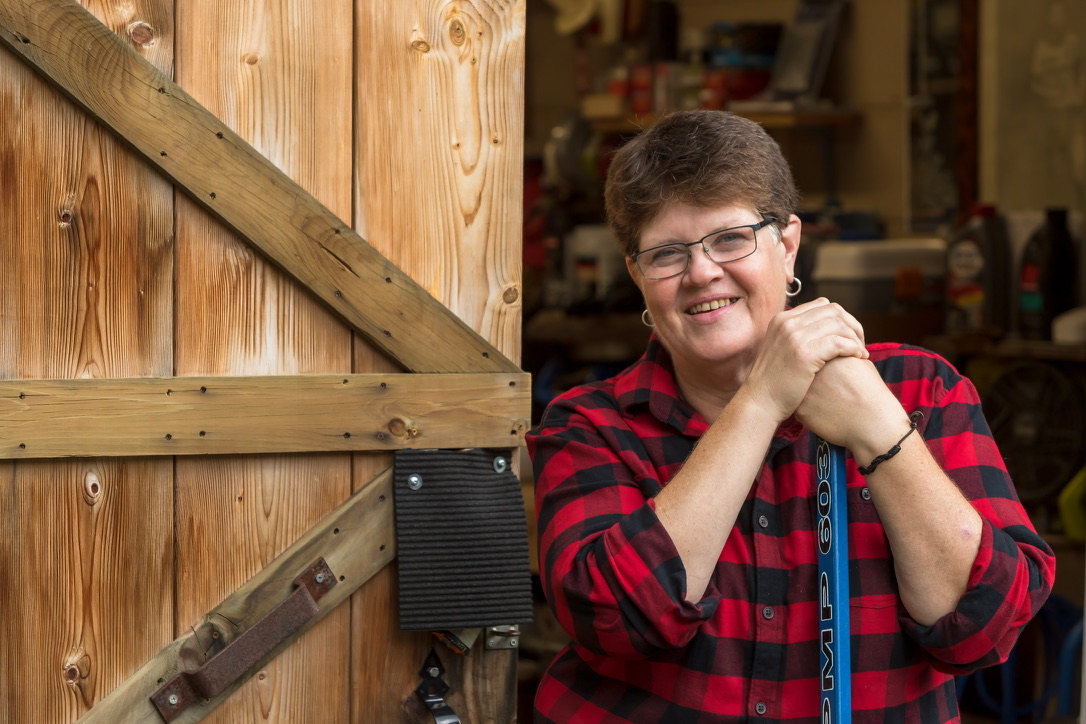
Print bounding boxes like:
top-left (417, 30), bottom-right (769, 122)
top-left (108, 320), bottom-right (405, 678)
top-left (0, 374), bottom-right (529, 459)
top-left (0, 0), bottom-right (520, 374)
top-left (76, 468), bottom-right (396, 724)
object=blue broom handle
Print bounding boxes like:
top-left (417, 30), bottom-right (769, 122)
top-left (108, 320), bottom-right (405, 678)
top-left (816, 439), bottom-right (852, 723)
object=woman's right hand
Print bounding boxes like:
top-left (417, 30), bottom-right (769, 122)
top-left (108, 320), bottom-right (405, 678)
top-left (739, 297), bottom-right (869, 422)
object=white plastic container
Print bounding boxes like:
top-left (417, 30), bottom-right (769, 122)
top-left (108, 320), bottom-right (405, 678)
top-left (811, 238), bottom-right (948, 343)
top-left (563, 224), bottom-right (627, 302)
top-left (812, 238), bottom-right (947, 311)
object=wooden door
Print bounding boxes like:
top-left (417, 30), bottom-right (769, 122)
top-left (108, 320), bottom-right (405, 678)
top-left (0, 0), bottom-right (527, 722)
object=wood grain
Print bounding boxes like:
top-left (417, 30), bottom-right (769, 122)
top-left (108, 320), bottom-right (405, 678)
top-left (0, 1), bottom-right (176, 720)
top-left (170, 0), bottom-right (356, 721)
top-left (351, 1), bottom-right (526, 720)
top-left (0, 0), bottom-right (519, 374)
top-left (353, 0), bottom-right (527, 366)
top-left (0, 373), bottom-right (530, 457)
top-left (75, 468), bottom-right (395, 724)
top-left (1, 0), bottom-right (529, 720)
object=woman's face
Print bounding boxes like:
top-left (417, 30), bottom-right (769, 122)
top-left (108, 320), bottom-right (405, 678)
top-left (627, 202), bottom-right (800, 374)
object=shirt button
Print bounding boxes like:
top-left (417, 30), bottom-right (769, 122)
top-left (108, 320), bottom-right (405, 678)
top-left (755, 702), bottom-right (767, 715)
top-left (861, 487), bottom-right (871, 500)
top-left (762, 606), bottom-right (774, 620)
top-left (758, 514), bottom-right (769, 528)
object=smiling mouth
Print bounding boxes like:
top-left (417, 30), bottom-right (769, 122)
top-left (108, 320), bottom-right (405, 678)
top-left (687, 298), bottom-right (737, 315)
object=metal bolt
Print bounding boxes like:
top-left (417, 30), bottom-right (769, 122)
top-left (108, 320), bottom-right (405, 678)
top-left (168, 694), bottom-right (179, 706)
top-left (427, 666), bottom-right (440, 678)
top-left (315, 573), bottom-right (326, 584)
top-left (492, 456), bottom-right (508, 474)
top-left (407, 474), bottom-right (423, 490)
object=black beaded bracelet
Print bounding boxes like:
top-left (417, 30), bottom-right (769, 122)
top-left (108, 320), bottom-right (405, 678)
top-left (857, 411), bottom-right (925, 476)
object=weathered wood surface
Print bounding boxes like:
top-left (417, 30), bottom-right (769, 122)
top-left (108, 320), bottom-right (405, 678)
top-left (0, 373), bottom-right (529, 458)
top-left (0, 0), bottom-right (519, 375)
top-left (75, 468), bottom-right (396, 724)
top-left (0, 1), bottom-right (177, 721)
top-left (169, 0), bottom-right (358, 721)
top-left (0, 0), bottom-right (527, 721)
top-left (350, 0), bottom-right (526, 720)
top-left (353, 0), bottom-right (527, 361)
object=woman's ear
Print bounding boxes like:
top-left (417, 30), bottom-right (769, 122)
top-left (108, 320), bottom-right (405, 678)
top-left (626, 255), bottom-right (644, 292)
top-left (780, 214), bottom-right (802, 277)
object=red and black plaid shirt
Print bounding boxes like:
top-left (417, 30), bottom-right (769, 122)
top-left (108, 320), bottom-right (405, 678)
top-left (526, 337), bottom-right (1055, 723)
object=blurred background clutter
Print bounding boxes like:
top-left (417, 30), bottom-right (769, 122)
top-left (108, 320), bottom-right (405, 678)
top-left (519, 3), bottom-right (1086, 722)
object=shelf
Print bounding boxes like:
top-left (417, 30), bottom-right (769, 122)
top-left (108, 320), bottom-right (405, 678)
top-left (925, 334), bottom-right (1086, 363)
top-left (588, 108), bottom-right (862, 134)
top-left (586, 106), bottom-right (860, 213)
top-left (524, 309), bottom-right (649, 363)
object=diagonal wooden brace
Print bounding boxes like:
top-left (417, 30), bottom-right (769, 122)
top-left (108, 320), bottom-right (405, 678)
top-left (75, 470), bottom-right (395, 724)
top-left (0, 0), bottom-right (518, 375)
top-left (150, 558), bottom-right (337, 721)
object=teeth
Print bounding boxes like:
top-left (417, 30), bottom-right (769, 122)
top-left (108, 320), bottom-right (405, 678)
top-left (688, 299), bottom-right (734, 314)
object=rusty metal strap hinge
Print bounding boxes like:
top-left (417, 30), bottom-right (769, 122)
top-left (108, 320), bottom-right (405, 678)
top-left (149, 558), bottom-right (336, 722)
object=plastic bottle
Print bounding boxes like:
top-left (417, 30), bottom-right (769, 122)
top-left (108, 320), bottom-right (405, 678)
top-left (1058, 463), bottom-right (1086, 542)
top-left (945, 203), bottom-right (1012, 334)
top-left (1017, 207), bottom-right (1080, 340)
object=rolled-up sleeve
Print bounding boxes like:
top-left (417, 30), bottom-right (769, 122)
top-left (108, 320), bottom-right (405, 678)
top-left (894, 353), bottom-right (1056, 673)
top-left (529, 398), bottom-right (719, 659)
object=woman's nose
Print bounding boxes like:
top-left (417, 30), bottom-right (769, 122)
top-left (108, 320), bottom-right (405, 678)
top-left (683, 244), bottom-right (725, 285)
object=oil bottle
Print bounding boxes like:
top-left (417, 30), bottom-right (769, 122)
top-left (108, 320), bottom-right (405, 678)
top-left (945, 203), bottom-right (1011, 334)
top-left (1017, 207), bottom-right (1079, 340)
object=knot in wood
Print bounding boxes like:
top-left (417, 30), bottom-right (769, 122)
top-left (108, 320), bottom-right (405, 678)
top-left (411, 39), bottom-right (431, 53)
top-left (82, 471), bottom-right (102, 506)
top-left (449, 19), bottom-right (466, 46)
top-left (387, 417), bottom-right (419, 440)
top-left (62, 651), bottom-right (90, 688)
top-left (502, 286), bottom-right (519, 304)
top-left (127, 22), bottom-right (155, 46)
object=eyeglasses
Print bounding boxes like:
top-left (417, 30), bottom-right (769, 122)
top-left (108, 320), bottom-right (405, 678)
top-left (630, 217), bottom-right (778, 280)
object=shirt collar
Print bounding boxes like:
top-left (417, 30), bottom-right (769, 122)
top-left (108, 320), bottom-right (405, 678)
top-left (614, 333), bottom-right (806, 448)
top-left (614, 334), bottom-right (706, 436)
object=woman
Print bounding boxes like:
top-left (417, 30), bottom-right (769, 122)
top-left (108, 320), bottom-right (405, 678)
top-left (526, 110), bottom-right (1055, 723)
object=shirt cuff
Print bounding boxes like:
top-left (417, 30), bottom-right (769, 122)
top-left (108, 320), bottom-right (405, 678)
top-left (606, 500), bottom-right (721, 631)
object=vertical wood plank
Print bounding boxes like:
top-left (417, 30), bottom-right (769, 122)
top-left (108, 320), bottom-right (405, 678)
top-left (0, 1), bottom-right (175, 720)
top-left (354, 0), bottom-right (526, 363)
top-left (171, 0), bottom-right (354, 721)
top-left (0, 460), bottom-right (12, 724)
top-left (351, 1), bottom-right (525, 720)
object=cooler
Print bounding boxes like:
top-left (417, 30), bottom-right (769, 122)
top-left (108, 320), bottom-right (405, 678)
top-left (811, 238), bottom-right (947, 345)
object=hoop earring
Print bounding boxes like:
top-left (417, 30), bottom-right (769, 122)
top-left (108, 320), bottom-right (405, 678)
top-left (641, 309), bottom-right (654, 328)
top-left (785, 277), bottom-right (803, 298)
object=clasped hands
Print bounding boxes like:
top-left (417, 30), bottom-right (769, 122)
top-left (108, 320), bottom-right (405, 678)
top-left (746, 298), bottom-right (910, 455)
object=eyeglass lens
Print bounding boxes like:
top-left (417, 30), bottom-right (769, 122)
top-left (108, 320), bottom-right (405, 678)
top-left (637, 224), bottom-right (760, 278)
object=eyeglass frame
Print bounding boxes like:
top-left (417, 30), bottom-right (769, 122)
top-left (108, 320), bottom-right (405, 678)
top-left (629, 216), bottom-right (779, 280)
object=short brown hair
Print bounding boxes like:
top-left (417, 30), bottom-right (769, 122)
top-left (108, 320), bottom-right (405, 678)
top-left (604, 110), bottom-right (799, 256)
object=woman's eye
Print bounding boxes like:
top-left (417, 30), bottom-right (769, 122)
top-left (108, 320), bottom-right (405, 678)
top-left (712, 233), bottom-right (743, 246)
top-left (649, 246), bottom-right (684, 264)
